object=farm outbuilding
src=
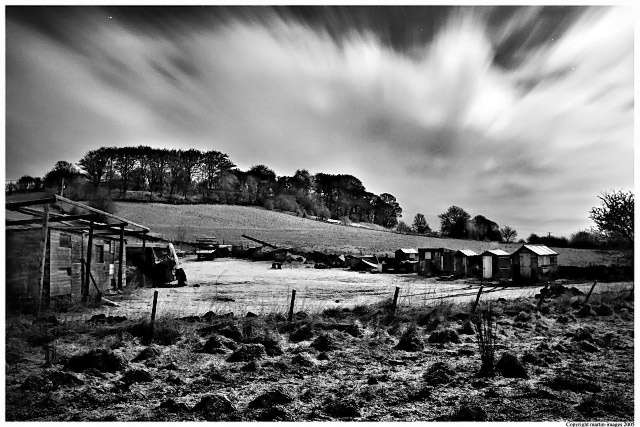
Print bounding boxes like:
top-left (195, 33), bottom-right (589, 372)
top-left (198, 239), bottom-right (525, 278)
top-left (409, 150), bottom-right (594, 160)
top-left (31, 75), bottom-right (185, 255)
top-left (6, 195), bottom-right (150, 312)
top-left (453, 250), bottom-right (479, 277)
top-left (480, 249), bottom-right (512, 280)
top-left (394, 248), bottom-right (418, 273)
top-left (511, 244), bottom-right (559, 283)
top-left (418, 248), bottom-right (455, 277)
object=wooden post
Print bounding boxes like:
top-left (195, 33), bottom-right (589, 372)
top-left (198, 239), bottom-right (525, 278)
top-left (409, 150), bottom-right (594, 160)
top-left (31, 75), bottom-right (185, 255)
top-left (392, 286), bottom-right (400, 311)
top-left (288, 289), bottom-right (297, 321)
top-left (142, 232), bottom-right (147, 288)
top-left (472, 285), bottom-right (483, 313)
top-left (37, 204), bottom-right (50, 315)
top-left (150, 290), bottom-right (158, 339)
top-left (84, 221), bottom-right (94, 301)
top-left (585, 281), bottom-right (598, 304)
top-left (117, 224), bottom-right (125, 290)
top-left (151, 290), bottom-right (159, 322)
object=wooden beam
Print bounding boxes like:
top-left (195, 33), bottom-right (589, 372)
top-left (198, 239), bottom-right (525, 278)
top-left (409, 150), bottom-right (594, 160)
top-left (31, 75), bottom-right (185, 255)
top-left (6, 196), bottom-right (57, 210)
top-left (55, 195), bottom-right (150, 232)
top-left (7, 214), bottom-right (99, 227)
top-left (37, 204), bottom-right (50, 315)
top-left (118, 224), bottom-right (125, 290)
top-left (142, 232), bottom-right (147, 288)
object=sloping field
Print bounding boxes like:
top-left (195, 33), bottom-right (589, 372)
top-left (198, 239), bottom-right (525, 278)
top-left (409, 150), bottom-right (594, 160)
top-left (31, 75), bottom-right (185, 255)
top-left (115, 202), bottom-right (624, 267)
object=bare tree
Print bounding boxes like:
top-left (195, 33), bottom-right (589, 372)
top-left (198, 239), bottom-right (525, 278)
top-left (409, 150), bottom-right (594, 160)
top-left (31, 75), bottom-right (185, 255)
top-left (500, 225), bottom-right (518, 243)
top-left (589, 190), bottom-right (634, 243)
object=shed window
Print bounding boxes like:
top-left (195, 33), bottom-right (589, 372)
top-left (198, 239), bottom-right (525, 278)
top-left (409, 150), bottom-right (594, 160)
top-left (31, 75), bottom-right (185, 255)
top-left (59, 233), bottom-right (72, 248)
top-left (110, 241), bottom-right (116, 254)
top-left (539, 255), bottom-right (550, 266)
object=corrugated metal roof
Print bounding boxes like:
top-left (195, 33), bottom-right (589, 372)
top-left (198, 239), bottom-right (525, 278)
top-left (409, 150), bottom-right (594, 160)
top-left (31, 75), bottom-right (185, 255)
top-left (456, 249), bottom-right (478, 257)
top-left (397, 248), bottom-right (418, 254)
top-left (523, 245), bottom-right (558, 256)
top-left (484, 249), bottom-right (510, 256)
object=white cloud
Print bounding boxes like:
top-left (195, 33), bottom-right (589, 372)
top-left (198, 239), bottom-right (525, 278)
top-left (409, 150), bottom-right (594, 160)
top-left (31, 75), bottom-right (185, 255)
top-left (6, 6), bottom-right (633, 236)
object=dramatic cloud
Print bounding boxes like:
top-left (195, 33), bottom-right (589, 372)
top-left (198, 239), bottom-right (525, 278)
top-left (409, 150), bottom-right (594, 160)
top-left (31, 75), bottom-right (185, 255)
top-left (5, 6), bottom-right (634, 236)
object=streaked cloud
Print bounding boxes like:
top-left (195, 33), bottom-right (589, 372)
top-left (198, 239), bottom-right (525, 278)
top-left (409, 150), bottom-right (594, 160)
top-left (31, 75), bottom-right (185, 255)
top-left (5, 6), bottom-right (633, 237)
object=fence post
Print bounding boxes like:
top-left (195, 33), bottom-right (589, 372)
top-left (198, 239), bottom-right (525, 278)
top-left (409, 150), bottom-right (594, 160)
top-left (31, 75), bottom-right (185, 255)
top-left (288, 289), bottom-right (297, 321)
top-left (392, 286), bottom-right (400, 311)
top-left (585, 281), bottom-right (598, 304)
top-left (472, 285), bottom-right (483, 313)
top-left (150, 290), bottom-right (159, 338)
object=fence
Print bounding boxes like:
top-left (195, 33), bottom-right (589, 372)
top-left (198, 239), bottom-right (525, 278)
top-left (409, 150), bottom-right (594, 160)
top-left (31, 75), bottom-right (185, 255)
top-left (31, 276), bottom-right (634, 325)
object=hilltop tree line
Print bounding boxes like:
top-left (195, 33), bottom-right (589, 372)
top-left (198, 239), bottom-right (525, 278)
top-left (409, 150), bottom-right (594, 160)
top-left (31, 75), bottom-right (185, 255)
top-left (396, 191), bottom-right (633, 250)
top-left (10, 147), bottom-right (632, 248)
top-left (11, 146), bottom-right (403, 228)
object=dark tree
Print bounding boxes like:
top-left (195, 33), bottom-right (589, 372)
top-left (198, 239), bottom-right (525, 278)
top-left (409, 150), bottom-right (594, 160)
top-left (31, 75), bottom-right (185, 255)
top-left (396, 221), bottom-right (412, 233)
top-left (375, 193), bottom-right (402, 228)
top-left (412, 213), bottom-right (431, 234)
top-left (201, 150), bottom-right (235, 196)
top-left (589, 190), bottom-right (634, 243)
top-left (179, 149), bottom-right (203, 197)
top-left (44, 160), bottom-right (80, 188)
top-left (114, 147), bottom-right (137, 195)
top-left (500, 225), bottom-right (518, 243)
top-left (470, 215), bottom-right (501, 241)
top-left (148, 148), bottom-right (169, 196)
top-left (78, 147), bottom-right (110, 189)
top-left (438, 205), bottom-right (471, 238)
top-left (17, 175), bottom-right (36, 191)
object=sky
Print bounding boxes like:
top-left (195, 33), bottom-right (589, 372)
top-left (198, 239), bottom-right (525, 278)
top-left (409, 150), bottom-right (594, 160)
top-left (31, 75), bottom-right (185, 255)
top-left (5, 5), bottom-right (635, 238)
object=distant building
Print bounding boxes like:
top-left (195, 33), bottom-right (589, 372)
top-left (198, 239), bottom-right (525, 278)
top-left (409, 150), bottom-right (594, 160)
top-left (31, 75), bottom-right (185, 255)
top-left (394, 248), bottom-right (418, 273)
top-left (418, 248), bottom-right (455, 277)
top-left (453, 249), bottom-right (479, 277)
top-left (511, 245), bottom-right (559, 282)
top-left (480, 249), bottom-right (511, 280)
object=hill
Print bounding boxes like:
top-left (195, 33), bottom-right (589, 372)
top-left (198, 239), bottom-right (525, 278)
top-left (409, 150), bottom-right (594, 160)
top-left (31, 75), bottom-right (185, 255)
top-left (115, 202), bottom-right (623, 267)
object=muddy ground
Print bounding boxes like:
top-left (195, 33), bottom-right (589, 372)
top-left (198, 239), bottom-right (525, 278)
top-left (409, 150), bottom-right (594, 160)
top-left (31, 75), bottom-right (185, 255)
top-left (5, 281), bottom-right (634, 422)
top-left (59, 257), bottom-right (634, 321)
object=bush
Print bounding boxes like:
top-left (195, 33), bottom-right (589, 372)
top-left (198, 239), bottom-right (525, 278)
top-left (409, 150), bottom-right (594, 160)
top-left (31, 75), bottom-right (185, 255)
top-left (474, 308), bottom-right (497, 377)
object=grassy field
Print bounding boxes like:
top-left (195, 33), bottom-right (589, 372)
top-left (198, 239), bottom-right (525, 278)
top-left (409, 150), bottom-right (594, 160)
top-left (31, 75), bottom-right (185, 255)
top-left (6, 288), bottom-right (634, 421)
top-left (115, 202), bottom-right (626, 267)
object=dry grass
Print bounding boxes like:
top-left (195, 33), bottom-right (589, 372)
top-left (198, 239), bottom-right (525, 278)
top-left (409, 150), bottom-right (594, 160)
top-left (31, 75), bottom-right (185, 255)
top-left (5, 287), bottom-right (634, 421)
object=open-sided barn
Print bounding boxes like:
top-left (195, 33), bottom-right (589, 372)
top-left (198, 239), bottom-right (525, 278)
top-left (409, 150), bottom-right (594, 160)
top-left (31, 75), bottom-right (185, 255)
top-left (6, 195), bottom-right (150, 312)
top-left (511, 244), bottom-right (559, 283)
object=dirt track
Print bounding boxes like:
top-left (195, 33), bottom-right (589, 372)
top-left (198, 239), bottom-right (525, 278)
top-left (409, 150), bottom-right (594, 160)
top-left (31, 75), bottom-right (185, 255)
top-left (83, 257), bottom-right (633, 321)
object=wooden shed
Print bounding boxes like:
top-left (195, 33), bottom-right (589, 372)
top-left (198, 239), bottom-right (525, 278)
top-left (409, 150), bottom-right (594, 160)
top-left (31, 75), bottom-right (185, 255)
top-left (480, 249), bottom-right (512, 280)
top-left (511, 245), bottom-right (559, 283)
top-left (418, 248), bottom-right (455, 277)
top-left (394, 248), bottom-right (418, 273)
top-left (453, 249), bottom-right (479, 277)
top-left (6, 195), bottom-right (150, 312)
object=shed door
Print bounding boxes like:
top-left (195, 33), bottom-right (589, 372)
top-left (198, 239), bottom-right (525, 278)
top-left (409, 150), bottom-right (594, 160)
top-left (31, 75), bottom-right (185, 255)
top-left (482, 256), bottom-right (492, 279)
top-left (519, 253), bottom-right (531, 278)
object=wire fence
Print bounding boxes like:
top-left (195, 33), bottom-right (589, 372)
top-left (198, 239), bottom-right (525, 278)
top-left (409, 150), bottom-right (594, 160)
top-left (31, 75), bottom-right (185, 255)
top-left (35, 277), bottom-right (633, 325)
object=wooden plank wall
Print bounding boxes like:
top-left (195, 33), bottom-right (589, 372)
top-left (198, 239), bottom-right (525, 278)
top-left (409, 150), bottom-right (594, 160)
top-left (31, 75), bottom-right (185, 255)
top-left (6, 229), bottom-right (42, 306)
top-left (8, 228), bottom-right (127, 306)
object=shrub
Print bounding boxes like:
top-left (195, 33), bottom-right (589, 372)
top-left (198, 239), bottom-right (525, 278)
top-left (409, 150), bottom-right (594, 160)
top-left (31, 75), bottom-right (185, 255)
top-left (474, 307), bottom-right (497, 377)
